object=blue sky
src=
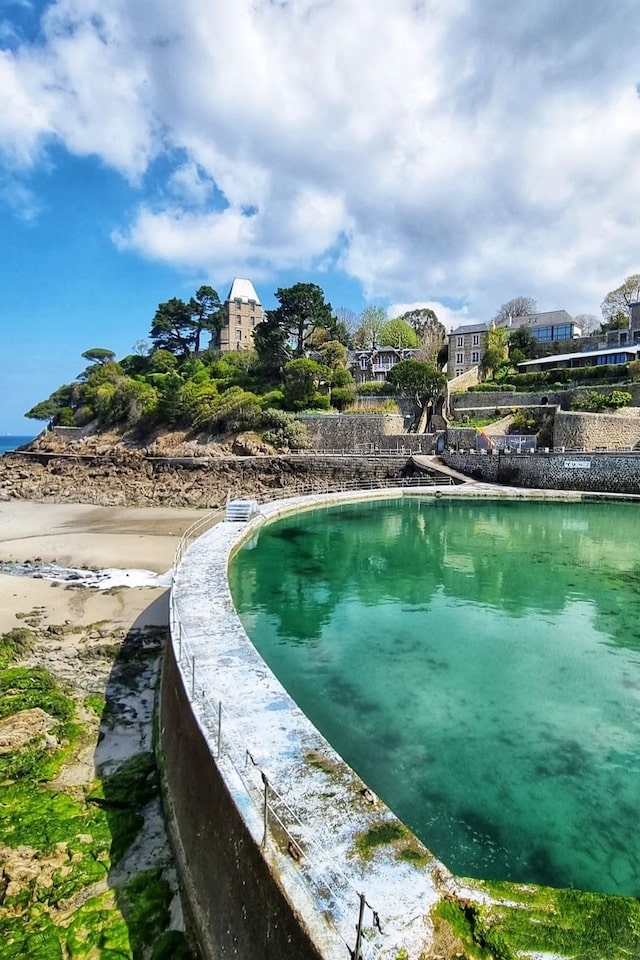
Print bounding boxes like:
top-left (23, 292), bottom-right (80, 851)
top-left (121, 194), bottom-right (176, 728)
top-left (1, 0), bottom-right (640, 434)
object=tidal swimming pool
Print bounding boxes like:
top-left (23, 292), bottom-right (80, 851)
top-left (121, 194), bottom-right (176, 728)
top-left (228, 497), bottom-right (640, 896)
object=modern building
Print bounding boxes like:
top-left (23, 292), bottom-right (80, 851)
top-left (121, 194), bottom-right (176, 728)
top-left (210, 278), bottom-right (264, 353)
top-left (517, 343), bottom-right (640, 374)
top-left (504, 309), bottom-right (580, 343)
top-left (447, 310), bottom-right (581, 379)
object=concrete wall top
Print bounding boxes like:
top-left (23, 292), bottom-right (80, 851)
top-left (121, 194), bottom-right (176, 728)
top-left (171, 490), bottom-right (450, 959)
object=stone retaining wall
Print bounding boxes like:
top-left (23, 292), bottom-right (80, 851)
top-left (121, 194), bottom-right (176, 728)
top-left (554, 410), bottom-right (640, 451)
top-left (442, 450), bottom-right (640, 494)
top-left (450, 390), bottom-right (567, 411)
top-left (297, 413), bottom-right (406, 449)
top-left (450, 384), bottom-right (640, 413)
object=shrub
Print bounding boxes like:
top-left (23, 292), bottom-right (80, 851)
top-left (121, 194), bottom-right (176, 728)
top-left (510, 408), bottom-right (538, 434)
top-left (260, 410), bottom-right (310, 450)
top-left (259, 389), bottom-right (285, 410)
top-left (570, 390), bottom-right (632, 412)
top-left (357, 381), bottom-right (394, 395)
top-left (330, 387), bottom-right (357, 411)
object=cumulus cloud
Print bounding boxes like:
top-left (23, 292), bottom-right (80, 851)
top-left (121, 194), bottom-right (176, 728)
top-left (1, 0), bottom-right (640, 316)
top-left (388, 301), bottom-right (474, 332)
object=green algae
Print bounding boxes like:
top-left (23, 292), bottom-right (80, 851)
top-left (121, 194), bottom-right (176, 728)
top-left (0, 627), bottom-right (35, 668)
top-left (354, 819), bottom-right (409, 860)
top-left (434, 882), bottom-right (640, 960)
top-left (0, 668), bottom-right (77, 782)
top-left (0, 625), bottom-right (193, 960)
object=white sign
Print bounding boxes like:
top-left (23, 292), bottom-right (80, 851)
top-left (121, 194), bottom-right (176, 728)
top-left (563, 459), bottom-right (592, 470)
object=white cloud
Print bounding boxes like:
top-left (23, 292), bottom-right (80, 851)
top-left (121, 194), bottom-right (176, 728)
top-left (388, 300), bottom-right (475, 331)
top-left (2, 0), bottom-right (640, 316)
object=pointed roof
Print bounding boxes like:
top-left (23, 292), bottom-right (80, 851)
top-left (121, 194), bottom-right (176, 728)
top-left (226, 278), bottom-right (261, 305)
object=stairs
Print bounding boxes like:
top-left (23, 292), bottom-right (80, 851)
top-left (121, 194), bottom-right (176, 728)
top-left (225, 499), bottom-right (259, 522)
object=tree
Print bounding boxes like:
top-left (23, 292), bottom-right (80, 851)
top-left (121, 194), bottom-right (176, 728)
top-left (282, 358), bottom-right (330, 411)
top-left (481, 327), bottom-right (510, 380)
top-left (378, 318), bottom-right (420, 348)
top-left (149, 285), bottom-right (222, 357)
top-left (398, 308), bottom-right (446, 360)
top-left (492, 296), bottom-right (537, 327)
top-left (386, 360), bottom-right (445, 433)
top-left (318, 340), bottom-right (348, 370)
top-left (81, 347), bottom-right (116, 365)
top-left (573, 314), bottom-right (600, 336)
top-left (253, 283), bottom-right (334, 375)
top-left (508, 326), bottom-right (538, 360)
top-left (600, 275), bottom-right (640, 326)
top-left (352, 306), bottom-right (387, 349)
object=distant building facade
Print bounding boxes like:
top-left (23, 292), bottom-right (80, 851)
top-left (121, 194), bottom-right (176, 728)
top-left (447, 323), bottom-right (487, 379)
top-left (210, 278), bottom-right (264, 353)
top-left (347, 346), bottom-right (420, 385)
top-left (447, 309), bottom-right (581, 379)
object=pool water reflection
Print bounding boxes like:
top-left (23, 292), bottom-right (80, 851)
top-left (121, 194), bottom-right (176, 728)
top-left (229, 497), bottom-right (640, 895)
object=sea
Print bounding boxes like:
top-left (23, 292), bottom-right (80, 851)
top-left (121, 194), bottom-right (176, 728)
top-left (0, 435), bottom-right (35, 455)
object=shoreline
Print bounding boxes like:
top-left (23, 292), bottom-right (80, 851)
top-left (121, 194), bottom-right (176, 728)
top-left (0, 500), bottom-right (207, 959)
top-left (0, 501), bottom-right (205, 633)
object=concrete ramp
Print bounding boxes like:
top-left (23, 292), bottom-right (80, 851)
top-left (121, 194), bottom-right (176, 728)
top-left (409, 454), bottom-right (476, 485)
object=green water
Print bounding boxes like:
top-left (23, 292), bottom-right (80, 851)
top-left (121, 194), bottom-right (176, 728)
top-left (229, 498), bottom-right (640, 895)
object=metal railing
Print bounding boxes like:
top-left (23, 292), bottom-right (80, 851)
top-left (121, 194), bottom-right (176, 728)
top-left (224, 475), bottom-right (454, 508)
top-left (169, 593), bottom-right (386, 959)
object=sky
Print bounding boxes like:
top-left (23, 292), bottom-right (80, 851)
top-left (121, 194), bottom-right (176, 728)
top-left (1, 0), bottom-right (640, 433)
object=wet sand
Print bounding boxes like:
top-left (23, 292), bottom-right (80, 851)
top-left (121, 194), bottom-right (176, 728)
top-left (0, 502), bottom-right (206, 633)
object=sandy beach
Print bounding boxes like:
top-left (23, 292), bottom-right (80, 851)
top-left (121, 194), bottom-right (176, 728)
top-left (0, 501), bottom-right (206, 633)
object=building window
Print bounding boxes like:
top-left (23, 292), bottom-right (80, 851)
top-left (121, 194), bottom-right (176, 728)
top-left (235, 298), bottom-right (242, 308)
top-left (457, 337), bottom-right (463, 347)
top-left (472, 351), bottom-right (479, 363)
top-left (236, 314), bottom-right (242, 324)
top-left (236, 329), bottom-right (242, 342)
top-left (619, 332), bottom-right (628, 344)
top-left (472, 334), bottom-right (479, 346)
top-left (455, 368), bottom-right (463, 377)
top-left (250, 316), bottom-right (255, 327)
top-left (456, 352), bottom-right (464, 364)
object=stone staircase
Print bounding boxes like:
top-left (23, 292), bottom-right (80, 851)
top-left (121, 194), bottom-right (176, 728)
top-left (225, 499), bottom-right (259, 522)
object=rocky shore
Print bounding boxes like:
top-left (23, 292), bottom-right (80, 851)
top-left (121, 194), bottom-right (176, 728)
top-left (0, 444), bottom-right (406, 508)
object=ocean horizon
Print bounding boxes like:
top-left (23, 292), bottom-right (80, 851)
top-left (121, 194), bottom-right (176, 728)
top-left (0, 435), bottom-right (35, 455)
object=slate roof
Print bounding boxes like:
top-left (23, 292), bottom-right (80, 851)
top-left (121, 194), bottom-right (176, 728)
top-left (226, 278), bottom-right (261, 304)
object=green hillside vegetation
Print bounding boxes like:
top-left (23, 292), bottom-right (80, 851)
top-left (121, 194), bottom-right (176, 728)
top-left (25, 282), bottom-right (449, 444)
top-left (25, 283), bottom-right (361, 450)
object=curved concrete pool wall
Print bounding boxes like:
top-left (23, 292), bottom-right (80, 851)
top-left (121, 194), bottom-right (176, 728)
top-left (160, 484), bottom-right (589, 959)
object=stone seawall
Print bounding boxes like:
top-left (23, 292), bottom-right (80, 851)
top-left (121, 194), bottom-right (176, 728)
top-left (0, 453), bottom-right (407, 506)
top-left (442, 450), bottom-right (640, 494)
top-left (159, 641), bottom-right (324, 960)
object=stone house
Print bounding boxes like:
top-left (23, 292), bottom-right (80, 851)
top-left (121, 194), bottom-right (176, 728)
top-left (347, 346), bottom-right (420, 385)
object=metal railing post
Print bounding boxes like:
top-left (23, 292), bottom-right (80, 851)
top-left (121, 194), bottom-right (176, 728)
top-left (217, 700), bottom-right (222, 758)
top-left (262, 773), bottom-right (269, 848)
top-left (353, 892), bottom-right (366, 960)
top-left (191, 655), bottom-right (196, 699)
